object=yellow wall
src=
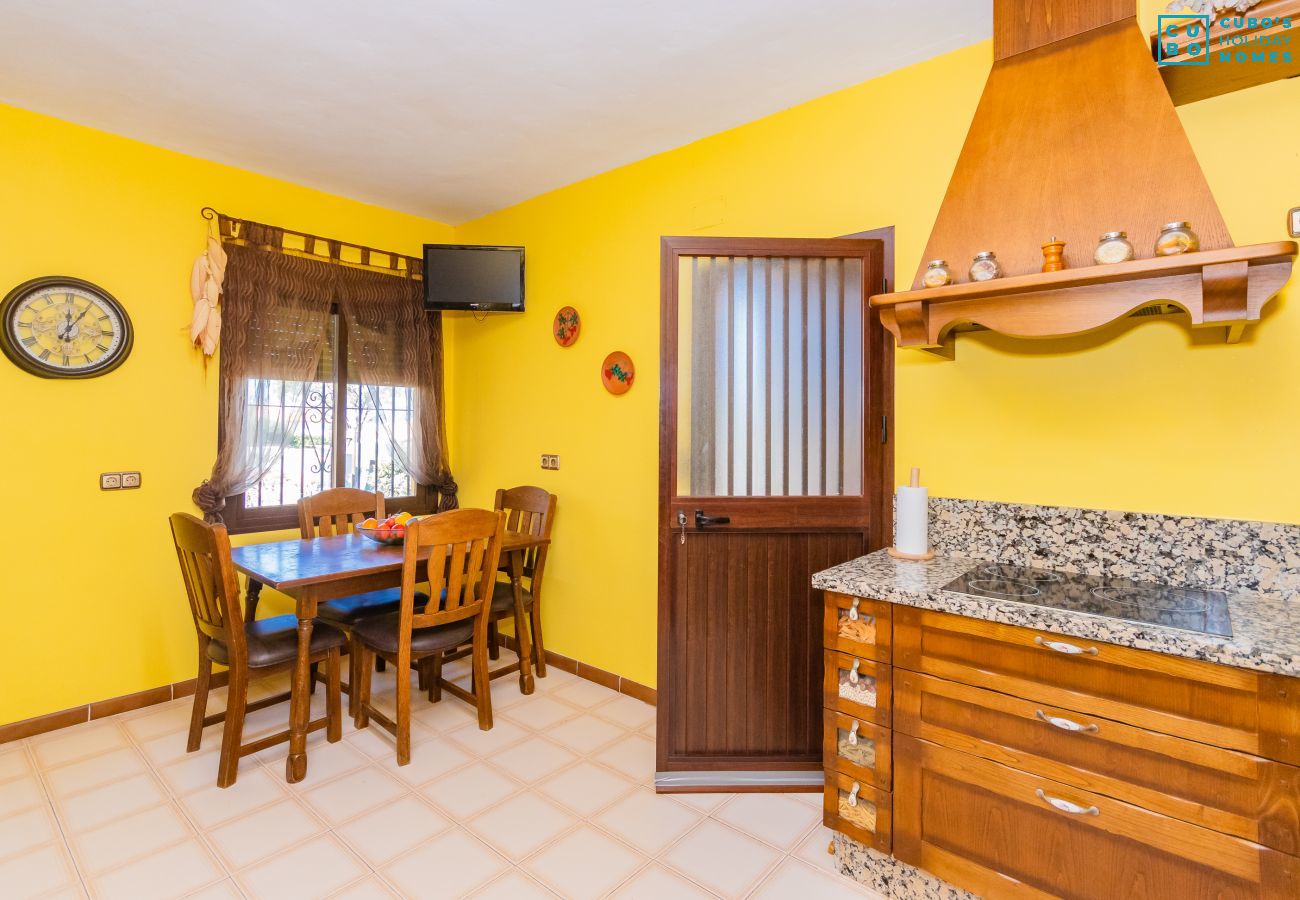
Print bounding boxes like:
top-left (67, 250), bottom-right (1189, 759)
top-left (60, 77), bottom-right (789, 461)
top-left (448, 39), bottom-right (1300, 688)
top-left (0, 103), bottom-right (452, 725)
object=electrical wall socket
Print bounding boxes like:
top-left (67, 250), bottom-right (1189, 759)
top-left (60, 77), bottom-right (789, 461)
top-left (539, 454), bottom-right (560, 470)
top-left (100, 471), bottom-right (142, 490)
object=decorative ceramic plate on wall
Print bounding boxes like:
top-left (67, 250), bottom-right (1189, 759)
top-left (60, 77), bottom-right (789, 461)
top-left (553, 306), bottom-right (580, 346)
top-left (601, 350), bottom-right (635, 395)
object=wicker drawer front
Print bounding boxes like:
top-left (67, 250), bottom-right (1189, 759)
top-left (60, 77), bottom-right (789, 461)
top-left (823, 768), bottom-right (891, 854)
top-left (894, 734), bottom-right (1300, 900)
top-left (823, 650), bottom-right (892, 726)
top-left (823, 593), bottom-right (892, 663)
top-left (894, 606), bottom-right (1300, 764)
top-left (894, 670), bottom-right (1300, 855)
top-left (822, 708), bottom-right (891, 790)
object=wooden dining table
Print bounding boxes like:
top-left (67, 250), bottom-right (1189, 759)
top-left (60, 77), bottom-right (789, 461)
top-left (229, 530), bottom-right (548, 783)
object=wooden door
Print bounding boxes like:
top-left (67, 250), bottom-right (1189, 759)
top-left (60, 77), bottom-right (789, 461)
top-left (656, 237), bottom-right (892, 791)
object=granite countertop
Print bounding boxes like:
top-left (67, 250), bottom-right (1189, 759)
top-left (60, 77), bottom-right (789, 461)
top-left (813, 549), bottom-right (1300, 678)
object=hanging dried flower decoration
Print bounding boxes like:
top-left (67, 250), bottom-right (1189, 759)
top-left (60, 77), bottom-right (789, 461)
top-left (189, 234), bottom-right (226, 361)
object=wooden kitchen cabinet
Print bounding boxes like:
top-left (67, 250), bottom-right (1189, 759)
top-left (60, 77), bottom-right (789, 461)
top-left (892, 734), bottom-right (1300, 899)
top-left (894, 670), bottom-right (1300, 855)
top-left (823, 592), bottom-right (893, 663)
top-left (824, 768), bottom-right (891, 854)
top-left (822, 709), bottom-right (891, 790)
top-left (823, 649), bottom-right (892, 726)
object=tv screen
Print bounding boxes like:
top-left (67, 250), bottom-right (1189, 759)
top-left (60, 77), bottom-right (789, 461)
top-left (423, 244), bottom-right (524, 312)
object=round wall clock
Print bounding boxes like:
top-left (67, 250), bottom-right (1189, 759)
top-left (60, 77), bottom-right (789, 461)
top-left (0, 276), bottom-right (133, 379)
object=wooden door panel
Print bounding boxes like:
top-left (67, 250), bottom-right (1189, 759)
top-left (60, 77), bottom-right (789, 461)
top-left (893, 734), bottom-right (1300, 900)
top-left (661, 530), bottom-right (864, 769)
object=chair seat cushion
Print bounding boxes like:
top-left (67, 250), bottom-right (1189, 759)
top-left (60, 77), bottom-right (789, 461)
top-left (317, 589), bottom-right (428, 625)
top-left (207, 616), bottom-right (347, 669)
top-left (490, 580), bottom-right (533, 614)
top-left (351, 611), bottom-right (476, 656)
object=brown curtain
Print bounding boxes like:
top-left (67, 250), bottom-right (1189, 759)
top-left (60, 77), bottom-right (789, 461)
top-left (193, 218), bottom-right (456, 522)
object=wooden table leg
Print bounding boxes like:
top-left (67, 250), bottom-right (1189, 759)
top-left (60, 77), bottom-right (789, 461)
top-left (286, 597), bottom-right (316, 783)
top-left (510, 551), bottom-right (535, 695)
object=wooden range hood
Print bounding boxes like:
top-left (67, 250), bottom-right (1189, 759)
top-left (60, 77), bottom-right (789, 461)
top-left (872, 0), bottom-right (1297, 358)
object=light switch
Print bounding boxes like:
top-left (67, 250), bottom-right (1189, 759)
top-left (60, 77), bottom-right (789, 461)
top-left (100, 473), bottom-right (122, 490)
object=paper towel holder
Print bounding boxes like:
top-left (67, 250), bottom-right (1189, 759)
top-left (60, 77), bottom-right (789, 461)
top-left (888, 466), bottom-right (935, 562)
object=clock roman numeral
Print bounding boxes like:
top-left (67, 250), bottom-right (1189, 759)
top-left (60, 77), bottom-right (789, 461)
top-left (39, 349), bottom-right (51, 361)
top-left (96, 343), bottom-right (110, 353)
top-left (21, 336), bottom-right (36, 347)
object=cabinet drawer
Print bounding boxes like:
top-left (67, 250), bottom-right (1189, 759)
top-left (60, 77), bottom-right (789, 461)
top-left (823, 593), bottom-right (892, 663)
top-left (823, 650), bottom-right (892, 726)
top-left (822, 709), bottom-right (891, 789)
top-left (894, 606), bottom-right (1300, 765)
top-left (893, 734), bottom-right (1299, 900)
top-left (823, 768), bottom-right (891, 854)
top-left (894, 671), bottom-right (1300, 855)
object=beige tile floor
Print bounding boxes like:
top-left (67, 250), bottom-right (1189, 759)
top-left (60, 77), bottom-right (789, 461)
top-left (0, 659), bottom-right (885, 900)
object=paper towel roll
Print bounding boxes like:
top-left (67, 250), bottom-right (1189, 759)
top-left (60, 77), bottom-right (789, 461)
top-left (895, 468), bottom-right (929, 556)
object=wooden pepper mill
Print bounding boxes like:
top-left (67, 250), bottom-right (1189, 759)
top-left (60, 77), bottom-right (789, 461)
top-left (1041, 237), bottom-right (1067, 272)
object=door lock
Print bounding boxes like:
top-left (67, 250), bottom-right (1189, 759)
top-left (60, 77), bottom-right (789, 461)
top-left (695, 510), bottom-right (731, 528)
top-left (677, 511), bottom-right (687, 544)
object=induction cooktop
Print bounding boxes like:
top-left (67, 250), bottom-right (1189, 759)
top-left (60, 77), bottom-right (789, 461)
top-left (941, 563), bottom-right (1232, 637)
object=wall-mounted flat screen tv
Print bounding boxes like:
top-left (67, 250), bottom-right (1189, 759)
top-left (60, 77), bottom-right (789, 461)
top-left (423, 244), bottom-right (524, 312)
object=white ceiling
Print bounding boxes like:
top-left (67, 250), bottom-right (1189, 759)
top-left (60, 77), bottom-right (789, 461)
top-left (0, 1), bottom-right (989, 223)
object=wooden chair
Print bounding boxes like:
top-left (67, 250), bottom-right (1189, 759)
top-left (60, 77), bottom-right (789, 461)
top-left (169, 512), bottom-right (344, 788)
top-left (457, 487), bottom-right (556, 681)
top-left (297, 488), bottom-right (432, 713)
top-left (351, 508), bottom-right (505, 765)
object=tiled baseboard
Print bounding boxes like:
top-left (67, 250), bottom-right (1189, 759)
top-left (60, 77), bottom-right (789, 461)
top-left (496, 633), bottom-right (657, 706)
top-left (0, 670), bottom-right (231, 745)
top-left (0, 638), bottom-right (655, 745)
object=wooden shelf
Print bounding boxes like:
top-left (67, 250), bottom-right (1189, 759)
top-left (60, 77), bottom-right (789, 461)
top-left (870, 242), bottom-right (1297, 357)
top-left (1151, 1), bottom-right (1300, 106)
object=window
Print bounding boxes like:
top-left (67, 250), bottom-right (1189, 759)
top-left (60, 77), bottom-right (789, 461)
top-left (221, 310), bottom-right (432, 533)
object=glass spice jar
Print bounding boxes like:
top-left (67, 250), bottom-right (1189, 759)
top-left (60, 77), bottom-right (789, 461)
top-left (922, 259), bottom-right (953, 288)
top-left (1154, 221), bottom-right (1200, 256)
top-left (1094, 231), bottom-right (1135, 265)
top-left (969, 251), bottom-right (1002, 282)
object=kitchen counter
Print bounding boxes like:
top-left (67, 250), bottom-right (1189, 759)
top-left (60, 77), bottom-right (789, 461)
top-left (813, 549), bottom-right (1300, 678)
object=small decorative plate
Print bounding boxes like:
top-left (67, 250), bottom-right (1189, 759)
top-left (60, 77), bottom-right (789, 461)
top-left (553, 306), bottom-right (581, 347)
top-left (601, 350), bottom-right (635, 395)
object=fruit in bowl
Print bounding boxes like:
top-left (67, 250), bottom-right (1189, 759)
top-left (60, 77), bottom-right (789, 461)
top-left (357, 511), bottom-right (414, 545)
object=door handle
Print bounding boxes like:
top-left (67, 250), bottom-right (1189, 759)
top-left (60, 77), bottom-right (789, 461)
top-left (695, 510), bottom-right (731, 528)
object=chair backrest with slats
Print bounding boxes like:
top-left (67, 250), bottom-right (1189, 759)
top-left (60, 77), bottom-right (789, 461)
top-left (494, 486), bottom-right (556, 580)
top-left (169, 512), bottom-right (245, 661)
top-left (298, 488), bottom-right (386, 539)
top-left (400, 509), bottom-right (504, 640)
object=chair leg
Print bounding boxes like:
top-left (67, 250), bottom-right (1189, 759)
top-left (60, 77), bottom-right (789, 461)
top-left (395, 653), bottom-right (411, 766)
top-left (530, 599), bottom-right (547, 677)
top-left (417, 659), bottom-right (428, 692)
top-left (309, 661), bottom-right (319, 695)
top-left (347, 639), bottom-right (360, 719)
top-left (488, 619), bottom-right (500, 661)
top-left (353, 638), bottom-right (373, 729)
top-left (325, 648), bottom-right (342, 743)
top-left (216, 668), bottom-right (248, 789)
top-left (187, 644), bottom-right (212, 753)
top-left (471, 621), bottom-right (494, 731)
top-left (376, 657), bottom-right (386, 672)
top-left (430, 653), bottom-right (443, 703)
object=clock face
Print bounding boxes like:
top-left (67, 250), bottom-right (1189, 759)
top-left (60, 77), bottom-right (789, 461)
top-left (0, 277), bottom-right (133, 378)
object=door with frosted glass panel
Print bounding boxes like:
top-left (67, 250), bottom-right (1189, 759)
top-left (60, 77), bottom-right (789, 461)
top-left (656, 237), bottom-right (891, 791)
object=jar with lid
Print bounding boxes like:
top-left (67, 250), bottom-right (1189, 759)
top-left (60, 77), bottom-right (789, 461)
top-left (921, 259), bottom-right (953, 288)
top-left (968, 251), bottom-right (1002, 282)
top-left (1094, 231), bottom-right (1135, 265)
top-left (1154, 221), bottom-right (1200, 256)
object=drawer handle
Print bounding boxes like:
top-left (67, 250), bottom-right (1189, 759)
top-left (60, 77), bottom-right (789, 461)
top-left (848, 721), bottom-right (860, 745)
top-left (1034, 636), bottom-right (1098, 656)
top-left (1035, 788), bottom-right (1099, 817)
top-left (848, 599), bottom-right (860, 621)
top-left (848, 782), bottom-right (861, 807)
top-left (1035, 710), bottom-right (1099, 734)
top-left (848, 660), bottom-right (861, 684)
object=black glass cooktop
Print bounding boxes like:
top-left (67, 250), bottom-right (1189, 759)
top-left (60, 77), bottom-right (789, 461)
top-left (942, 563), bottom-right (1232, 637)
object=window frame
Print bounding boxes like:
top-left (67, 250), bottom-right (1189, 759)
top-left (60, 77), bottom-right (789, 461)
top-left (219, 306), bottom-right (434, 535)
